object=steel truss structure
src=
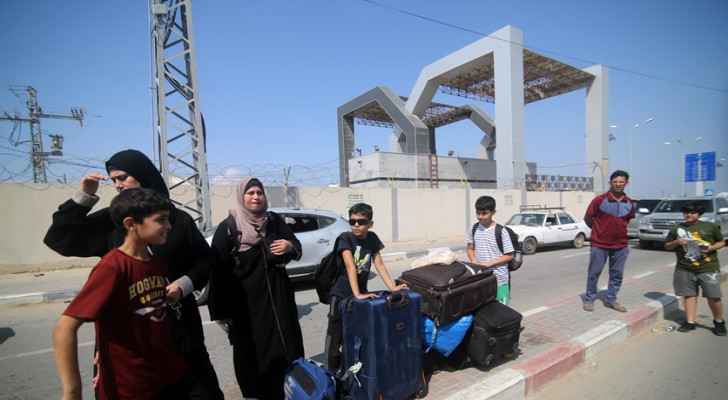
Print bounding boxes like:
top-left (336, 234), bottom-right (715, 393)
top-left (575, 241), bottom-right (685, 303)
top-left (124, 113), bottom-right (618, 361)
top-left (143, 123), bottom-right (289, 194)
top-left (150, 0), bottom-right (212, 232)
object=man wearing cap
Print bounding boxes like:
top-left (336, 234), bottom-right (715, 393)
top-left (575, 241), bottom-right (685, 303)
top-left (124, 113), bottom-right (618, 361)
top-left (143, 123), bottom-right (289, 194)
top-left (582, 170), bottom-right (636, 312)
top-left (665, 202), bottom-right (726, 336)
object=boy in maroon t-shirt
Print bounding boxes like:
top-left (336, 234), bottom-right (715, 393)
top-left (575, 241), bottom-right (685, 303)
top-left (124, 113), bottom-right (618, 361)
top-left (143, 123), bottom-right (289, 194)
top-left (53, 188), bottom-right (188, 400)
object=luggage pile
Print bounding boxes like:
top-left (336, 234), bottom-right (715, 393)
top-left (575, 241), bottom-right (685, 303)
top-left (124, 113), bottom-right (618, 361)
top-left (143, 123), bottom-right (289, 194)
top-left (285, 261), bottom-right (523, 400)
top-left (399, 261), bottom-right (523, 369)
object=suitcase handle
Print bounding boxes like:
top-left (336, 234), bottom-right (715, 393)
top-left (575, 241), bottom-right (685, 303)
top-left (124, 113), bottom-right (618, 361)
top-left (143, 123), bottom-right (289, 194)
top-left (386, 291), bottom-right (409, 309)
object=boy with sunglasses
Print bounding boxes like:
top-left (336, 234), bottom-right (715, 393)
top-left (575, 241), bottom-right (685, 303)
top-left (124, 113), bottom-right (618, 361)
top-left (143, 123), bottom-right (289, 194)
top-left (324, 203), bottom-right (408, 372)
top-left (665, 202), bottom-right (726, 335)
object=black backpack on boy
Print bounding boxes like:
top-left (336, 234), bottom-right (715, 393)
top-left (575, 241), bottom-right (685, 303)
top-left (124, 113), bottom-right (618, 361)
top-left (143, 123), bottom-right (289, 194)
top-left (313, 235), bottom-right (344, 304)
top-left (470, 223), bottom-right (523, 271)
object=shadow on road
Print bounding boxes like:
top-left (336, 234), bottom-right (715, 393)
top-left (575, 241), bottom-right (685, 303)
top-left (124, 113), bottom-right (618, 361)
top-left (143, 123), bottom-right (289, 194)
top-left (297, 302), bottom-right (318, 319)
top-left (644, 291), bottom-right (683, 323)
top-left (0, 327), bottom-right (15, 345)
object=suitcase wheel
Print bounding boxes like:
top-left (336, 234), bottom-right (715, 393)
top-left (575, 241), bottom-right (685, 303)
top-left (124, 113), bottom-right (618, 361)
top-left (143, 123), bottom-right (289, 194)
top-left (484, 354), bottom-right (495, 367)
top-left (487, 337), bottom-right (497, 346)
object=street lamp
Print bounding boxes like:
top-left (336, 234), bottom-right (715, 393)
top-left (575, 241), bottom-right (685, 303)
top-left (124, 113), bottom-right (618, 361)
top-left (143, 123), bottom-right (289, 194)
top-left (630, 117), bottom-right (654, 175)
top-left (608, 118), bottom-right (654, 174)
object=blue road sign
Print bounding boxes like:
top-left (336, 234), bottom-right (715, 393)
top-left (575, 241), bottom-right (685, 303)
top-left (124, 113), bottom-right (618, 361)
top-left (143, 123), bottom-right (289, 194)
top-left (685, 153), bottom-right (699, 182)
top-left (699, 151), bottom-right (716, 182)
top-left (685, 152), bottom-right (716, 182)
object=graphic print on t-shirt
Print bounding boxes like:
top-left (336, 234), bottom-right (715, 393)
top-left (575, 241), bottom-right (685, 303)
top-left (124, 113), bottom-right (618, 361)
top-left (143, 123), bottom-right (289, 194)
top-left (129, 274), bottom-right (169, 322)
top-left (353, 245), bottom-right (372, 275)
top-left (676, 227), bottom-right (714, 267)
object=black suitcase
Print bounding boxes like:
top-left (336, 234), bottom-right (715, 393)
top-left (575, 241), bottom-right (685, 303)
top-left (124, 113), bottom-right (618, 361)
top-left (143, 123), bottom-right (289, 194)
top-left (399, 262), bottom-right (497, 325)
top-left (468, 301), bottom-right (522, 368)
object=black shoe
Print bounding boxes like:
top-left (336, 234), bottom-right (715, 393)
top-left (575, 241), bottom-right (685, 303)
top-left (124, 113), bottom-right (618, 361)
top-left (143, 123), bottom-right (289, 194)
top-left (603, 301), bottom-right (627, 312)
top-left (415, 370), bottom-right (430, 399)
top-left (713, 320), bottom-right (727, 337)
top-left (678, 322), bottom-right (696, 332)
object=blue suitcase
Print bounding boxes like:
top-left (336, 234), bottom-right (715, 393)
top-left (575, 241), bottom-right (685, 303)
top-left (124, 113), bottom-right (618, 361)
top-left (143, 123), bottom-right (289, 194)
top-left (341, 291), bottom-right (422, 400)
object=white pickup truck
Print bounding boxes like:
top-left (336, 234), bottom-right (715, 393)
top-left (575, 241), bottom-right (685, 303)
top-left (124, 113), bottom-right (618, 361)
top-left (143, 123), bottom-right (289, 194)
top-left (505, 209), bottom-right (591, 254)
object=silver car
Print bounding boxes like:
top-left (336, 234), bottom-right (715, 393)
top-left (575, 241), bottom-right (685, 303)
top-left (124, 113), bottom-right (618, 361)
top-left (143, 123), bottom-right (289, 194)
top-left (627, 199), bottom-right (662, 238)
top-left (196, 208), bottom-right (350, 304)
top-left (638, 196), bottom-right (728, 249)
top-left (271, 207), bottom-right (351, 280)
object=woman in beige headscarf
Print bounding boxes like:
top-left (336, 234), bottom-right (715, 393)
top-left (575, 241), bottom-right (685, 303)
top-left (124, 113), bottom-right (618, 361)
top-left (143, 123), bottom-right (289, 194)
top-left (207, 177), bottom-right (303, 400)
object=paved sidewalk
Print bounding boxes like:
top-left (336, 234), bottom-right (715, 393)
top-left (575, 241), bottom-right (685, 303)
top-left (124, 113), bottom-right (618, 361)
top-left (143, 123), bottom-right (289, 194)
top-left (425, 264), bottom-right (728, 400)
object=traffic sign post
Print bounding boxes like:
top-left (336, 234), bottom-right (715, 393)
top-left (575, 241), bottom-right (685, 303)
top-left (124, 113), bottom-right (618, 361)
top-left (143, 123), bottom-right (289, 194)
top-left (685, 151), bottom-right (716, 196)
top-left (699, 151), bottom-right (716, 181)
top-left (685, 153), bottom-right (699, 182)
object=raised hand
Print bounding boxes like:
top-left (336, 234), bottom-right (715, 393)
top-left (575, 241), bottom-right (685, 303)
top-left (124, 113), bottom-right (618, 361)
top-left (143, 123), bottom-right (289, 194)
top-left (80, 172), bottom-right (107, 196)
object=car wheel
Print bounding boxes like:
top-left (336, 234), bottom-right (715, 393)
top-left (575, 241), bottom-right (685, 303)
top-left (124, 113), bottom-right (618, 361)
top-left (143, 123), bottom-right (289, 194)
top-left (639, 240), bottom-right (652, 250)
top-left (522, 237), bottom-right (538, 255)
top-left (573, 233), bottom-right (586, 249)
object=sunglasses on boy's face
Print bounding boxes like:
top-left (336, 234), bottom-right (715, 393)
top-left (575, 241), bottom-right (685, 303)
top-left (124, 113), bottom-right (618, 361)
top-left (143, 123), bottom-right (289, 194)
top-left (349, 218), bottom-right (371, 226)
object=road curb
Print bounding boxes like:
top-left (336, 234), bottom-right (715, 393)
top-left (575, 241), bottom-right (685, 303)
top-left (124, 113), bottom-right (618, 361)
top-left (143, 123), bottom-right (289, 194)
top-left (445, 293), bottom-right (682, 400)
top-left (381, 245), bottom-right (467, 263)
top-left (0, 289), bottom-right (79, 306)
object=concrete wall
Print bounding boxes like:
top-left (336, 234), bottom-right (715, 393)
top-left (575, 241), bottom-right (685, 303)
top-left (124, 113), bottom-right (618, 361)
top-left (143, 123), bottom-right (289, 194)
top-left (2, 184), bottom-right (119, 271)
top-left (348, 152), bottom-right (497, 189)
top-left (1, 182), bottom-right (594, 271)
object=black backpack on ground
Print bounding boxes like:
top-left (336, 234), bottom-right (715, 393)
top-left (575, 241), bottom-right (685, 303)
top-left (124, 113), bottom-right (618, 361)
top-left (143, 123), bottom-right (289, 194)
top-left (313, 235), bottom-right (344, 304)
top-left (470, 223), bottom-right (523, 271)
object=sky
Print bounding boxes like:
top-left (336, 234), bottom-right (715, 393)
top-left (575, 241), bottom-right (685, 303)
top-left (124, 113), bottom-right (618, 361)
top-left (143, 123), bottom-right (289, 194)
top-left (1, 0), bottom-right (727, 197)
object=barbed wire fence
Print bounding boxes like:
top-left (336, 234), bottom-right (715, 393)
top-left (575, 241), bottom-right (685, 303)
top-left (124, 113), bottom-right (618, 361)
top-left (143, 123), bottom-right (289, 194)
top-left (0, 144), bottom-right (344, 203)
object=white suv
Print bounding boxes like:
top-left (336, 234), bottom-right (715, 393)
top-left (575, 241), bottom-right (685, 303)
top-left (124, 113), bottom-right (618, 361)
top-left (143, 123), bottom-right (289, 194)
top-left (271, 208), bottom-right (351, 280)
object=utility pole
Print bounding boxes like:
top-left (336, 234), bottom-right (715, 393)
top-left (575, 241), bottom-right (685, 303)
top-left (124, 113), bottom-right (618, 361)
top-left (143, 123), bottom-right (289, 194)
top-left (0, 86), bottom-right (84, 183)
top-left (150, 0), bottom-right (212, 232)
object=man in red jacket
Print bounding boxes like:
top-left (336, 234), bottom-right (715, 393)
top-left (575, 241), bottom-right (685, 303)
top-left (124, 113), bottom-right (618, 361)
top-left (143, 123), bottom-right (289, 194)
top-left (583, 170), bottom-right (636, 312)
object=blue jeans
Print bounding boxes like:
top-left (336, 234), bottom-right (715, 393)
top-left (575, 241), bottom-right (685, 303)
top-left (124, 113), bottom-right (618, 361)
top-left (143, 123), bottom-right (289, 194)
top-left (585, 246), bottom-right (629, 304)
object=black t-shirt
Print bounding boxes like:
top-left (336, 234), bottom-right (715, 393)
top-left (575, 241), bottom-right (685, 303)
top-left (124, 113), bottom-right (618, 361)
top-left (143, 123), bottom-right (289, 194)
top-left (330, 231), bottom-right (385, 299)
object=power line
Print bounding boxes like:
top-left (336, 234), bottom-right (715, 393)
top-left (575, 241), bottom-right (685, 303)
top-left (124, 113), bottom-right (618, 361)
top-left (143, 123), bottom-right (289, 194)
top-left (537, 162), bottom-right (592, 169)
top-left (48, 159), bottom-right (105, 169)
top-left (0, 144), bottom-right (29, 155)
top-left (355, 0), bottom-right (728, 95)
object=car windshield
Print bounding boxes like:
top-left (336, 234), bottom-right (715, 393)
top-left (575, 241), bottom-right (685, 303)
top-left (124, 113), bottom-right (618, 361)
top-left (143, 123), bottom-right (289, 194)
top-left (653, 200), bottom-right (713, 213)
top-left (507, 213), bottom-right (545, 227)
top-left (637, 199), bottom-right (661, 213)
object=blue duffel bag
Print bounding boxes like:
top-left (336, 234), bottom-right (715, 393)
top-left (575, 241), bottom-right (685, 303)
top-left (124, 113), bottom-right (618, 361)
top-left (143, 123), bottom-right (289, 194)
top-left (422, 314), bottom-right (473, 357)
top-left (283, 357), bottom-right (337, 400)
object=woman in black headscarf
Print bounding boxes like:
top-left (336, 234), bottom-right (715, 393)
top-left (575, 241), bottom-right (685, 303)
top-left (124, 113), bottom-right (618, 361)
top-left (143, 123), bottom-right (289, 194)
top-left (44, 149), bottom-right (224, 399)
top-left (207, 177), bottom-right (304, 400)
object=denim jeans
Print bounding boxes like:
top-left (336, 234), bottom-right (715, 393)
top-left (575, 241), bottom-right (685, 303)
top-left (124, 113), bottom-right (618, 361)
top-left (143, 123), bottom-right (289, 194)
top-left (585, 246), bottom-right (629, 304)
